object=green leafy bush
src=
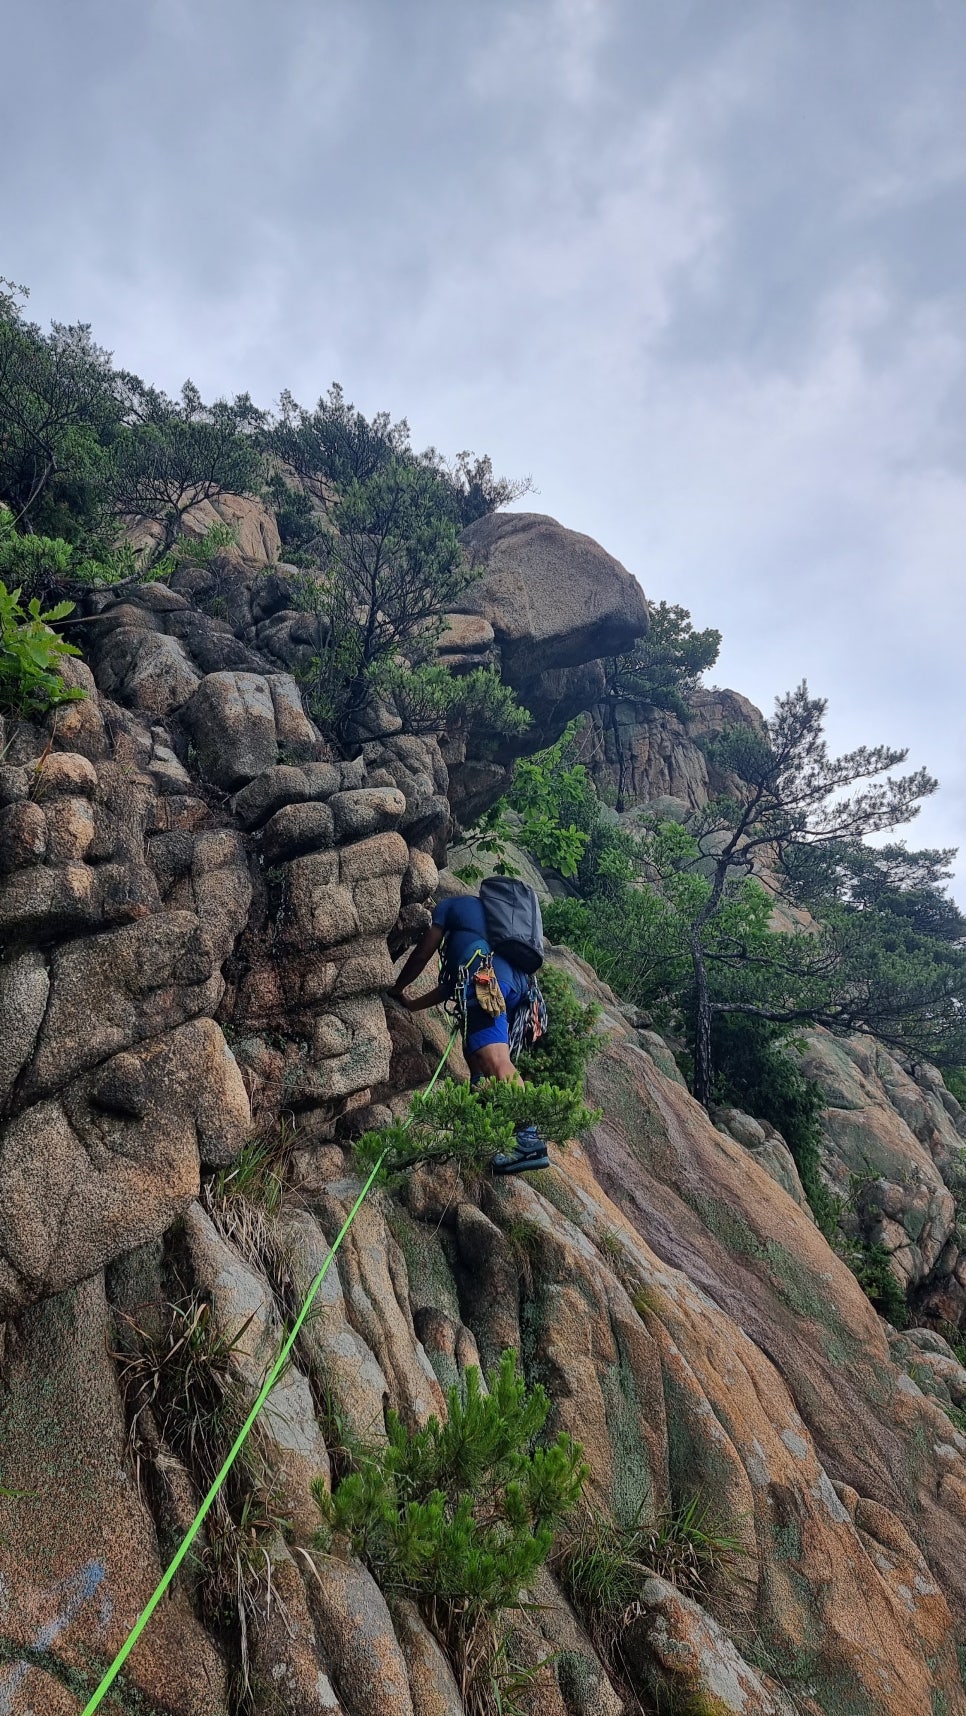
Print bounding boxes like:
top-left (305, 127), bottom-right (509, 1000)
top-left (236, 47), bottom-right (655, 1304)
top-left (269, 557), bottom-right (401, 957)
top-left (381, 662), bottom-right (529, 740)
top-left (838, 1236), bottom-right (909, 1328)
top-left (314, 1351), bottom-right (586, 1715)
top-left (355, 1076), bottom-right (598, 1183)
top-left (711, 1014), bottom-right (838, 1237)
top-left (0, 509), bottom-right (73, 597)
top-left (0, 579), bottom-right (84, 719)
top-left (517, 965), bottom-right (600, 1095)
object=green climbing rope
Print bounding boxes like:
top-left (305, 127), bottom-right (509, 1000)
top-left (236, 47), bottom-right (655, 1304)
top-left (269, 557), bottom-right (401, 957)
top-left (81, 1024), bottom-right (458, 1716)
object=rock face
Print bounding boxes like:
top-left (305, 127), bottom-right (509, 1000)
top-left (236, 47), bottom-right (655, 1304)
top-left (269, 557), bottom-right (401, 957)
top-left (793, 1029), bottom-right (966, 1321)
top-left (579, 685), bottom-right (765, 813)
top-left (445, 513), bottom-right (650, 796)
top-left (3, 497), bottom-right (966, 1714)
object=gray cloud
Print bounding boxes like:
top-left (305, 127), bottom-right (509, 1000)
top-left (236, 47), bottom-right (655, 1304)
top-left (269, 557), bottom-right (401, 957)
top-left (5, 0), bottom-right (966, 887)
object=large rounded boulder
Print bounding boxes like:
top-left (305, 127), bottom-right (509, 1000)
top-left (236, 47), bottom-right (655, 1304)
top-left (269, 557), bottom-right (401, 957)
top-left (458, 510), bottom-right (649, 690)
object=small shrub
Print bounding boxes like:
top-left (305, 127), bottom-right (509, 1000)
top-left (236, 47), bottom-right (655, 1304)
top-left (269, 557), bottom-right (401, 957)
top-left (838, 1236), bottom-right (909, 1328)
top-left (0, 579), bottom-right (85, 719)
top-left (314, 1351), bottom-right (587, 1716)
top-left (556, 1495), bottom-right (742, 1676)
top-left (202, 1124), bottom-right (296, 1272)
top-left (354, 1077), bottom-right (598, 1184)
top-left (175, 520), bottom-right (237, 565)
top-left (380, 662), bottom-right (530, 741)
top-left (0, 508), bottom-right (73, 597)
top-left (113, 1294), bottom-right (287, 1689)
top-left (517, 965), bottom-right (600, 1095)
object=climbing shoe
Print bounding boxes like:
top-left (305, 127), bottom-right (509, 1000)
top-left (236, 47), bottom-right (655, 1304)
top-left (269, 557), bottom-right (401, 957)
top-left (492, 1124), bottom-right (550, 1176)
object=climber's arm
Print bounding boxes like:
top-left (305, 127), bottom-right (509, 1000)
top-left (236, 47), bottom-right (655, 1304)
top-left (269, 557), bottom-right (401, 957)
top-left (388, 923), bottom-right (445, 1004)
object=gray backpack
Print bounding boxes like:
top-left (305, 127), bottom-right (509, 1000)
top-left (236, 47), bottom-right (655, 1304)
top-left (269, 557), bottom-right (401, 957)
top-left (479, 877), bottom-right (545, 975)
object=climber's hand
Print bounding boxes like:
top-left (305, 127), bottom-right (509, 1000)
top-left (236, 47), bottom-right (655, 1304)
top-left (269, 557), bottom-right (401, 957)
top-left (387, 987), bottom-right (414, 1009)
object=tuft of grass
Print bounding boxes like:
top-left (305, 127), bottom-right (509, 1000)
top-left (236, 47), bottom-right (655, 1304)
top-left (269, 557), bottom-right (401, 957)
top-left (555, 1495), bottom-right (743, 1681)
top-left (202, 1122), bottom-right (296, 1272)
top-left (113, 1295), bottom-right (288, 1701)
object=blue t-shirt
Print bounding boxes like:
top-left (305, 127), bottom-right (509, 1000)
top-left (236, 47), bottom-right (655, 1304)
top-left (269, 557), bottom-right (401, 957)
top-left (432, 895), bottom-right (491, 987)
top-left (431, 895), bottom-right (528, 1013)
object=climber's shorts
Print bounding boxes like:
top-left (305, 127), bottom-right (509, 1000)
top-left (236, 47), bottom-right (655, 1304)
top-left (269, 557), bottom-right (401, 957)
top-left (463, 956), bottom-right (527, 1056)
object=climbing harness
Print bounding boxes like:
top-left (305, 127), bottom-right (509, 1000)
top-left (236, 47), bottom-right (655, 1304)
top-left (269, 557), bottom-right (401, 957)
top-left (80, 1025), bottom-right (459, 1716)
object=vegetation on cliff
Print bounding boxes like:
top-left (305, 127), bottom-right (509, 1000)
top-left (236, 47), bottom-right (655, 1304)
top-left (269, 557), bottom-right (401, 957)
top-left (0, 281), bottom-right (528, 743)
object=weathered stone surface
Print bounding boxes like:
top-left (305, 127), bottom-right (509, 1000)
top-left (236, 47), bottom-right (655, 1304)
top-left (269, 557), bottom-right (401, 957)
top-left (714, 1106), bottom-right (811, 1212)
top-left (0, 1273), bottom-right (228, 1714)
top-left (250, 1541), bottom-right (345, 1714)
top-left (340, 830), bottom-right (410, 885)
top-left (161, 828), bottom-right (252, 965)
top-left (330, 787), bottom-right (407, 842)
top-left (263, 799), bottom-right (336, 863)
top-left (625, 1576), bottom-right (785, 1714)
top-left (281, 1204), bottom-right (393, 1446)
top-left (125, 488), bottom-right (281, 565)
top-left (0, 798), bottom-right (47, 870)
top-left (94, 625), bottom-right (201, 716)
top-left (581, 685), bottom-right (765, 812)
top-left (269, 670), bottom-right (321, 760)
top-left (392, 1599), bottom-right (464, 1716)
top-left (30, 750), bottom-right (98, 797)
top-left (304, 1553), bottom-right (415, 1716)
top-left (459, 511), bottom-right (649, 686)
top-left (43, 793), bottom-right (96, 863)
top-left (232, 762), bottom-right (312, 829)
top-left (183, 1203), bottom-right (328, 1539)
top-left (0, 950), bottom-right (49, 1106)
top-left (183, 669), bottom-right (279, 787)
top-left (401, 848), bottom-right (439, 905)
top-left (23, 911), bottom-right (220, 1097)
top-left (0, 1017), bottom-right (248, 1311)
top-left (794, 1029), bottom-right (965, 1306)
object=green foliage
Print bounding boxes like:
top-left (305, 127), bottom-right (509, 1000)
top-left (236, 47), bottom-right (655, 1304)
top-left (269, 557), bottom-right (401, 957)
top-left (557, 1495), bottom-right (742, 1673)
top-left (516, 965), bottom-right (600, 1094)
top-left (504, 731), bottom-right (595, 876)
top-left (71, 540), bottom-right (176, 587)
top-left (315, 1351), bottom-right (586, 1715)
top-left (266, 384), bottom-right (529, 528)
top-left (0, 502), bottom-right (174, 595)
top-left (0, 282), bottom-right (118, 539)
top-left (114, 1296), bottom-right (286, 1652)
top-left (175, 520), bottom-right (237, 565)
top-left (605, 600), bottom-right (722, 719)
top-left (457, 725), bottom-right (597, 881)
top-left (381, 662), bottom-right (529, 740)
top-left (0, 579), bottom-right (84, 719)
top-left (837, 1237), bottom-right (909, 1328)
top-left (354, 1076), bottom-right (598, 1183)
top-left (944, 1068), bottom-right (966, 1110)
top-left (292, 457), bottom-right (480, 738)
top-left (0, 507), bottom-right (73, 596)
top-left (109, 378), bottom-right (263, 557)
top-left (711, 1016), bottom-right (839, 1237)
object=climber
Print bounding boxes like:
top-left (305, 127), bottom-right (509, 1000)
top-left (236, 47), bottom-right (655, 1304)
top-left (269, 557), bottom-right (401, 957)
top-left (387, 888), bottom-right (550, 1175)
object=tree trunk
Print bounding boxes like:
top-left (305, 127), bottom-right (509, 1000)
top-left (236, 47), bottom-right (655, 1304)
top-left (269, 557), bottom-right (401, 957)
top-left (608, 697), bottom-right (628, 813)
top-left (692, 936), bottom-right (714, 1111)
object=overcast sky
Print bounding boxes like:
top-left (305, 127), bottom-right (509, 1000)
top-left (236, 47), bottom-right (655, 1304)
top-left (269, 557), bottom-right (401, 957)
top-left (5, 0), bottom-right (966, 896)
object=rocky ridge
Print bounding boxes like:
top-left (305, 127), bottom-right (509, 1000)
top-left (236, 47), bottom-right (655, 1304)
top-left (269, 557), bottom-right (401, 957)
top-left (2, 496), bottom-right (966, 1714)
